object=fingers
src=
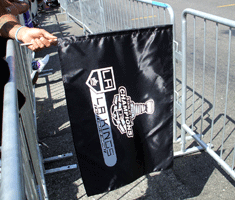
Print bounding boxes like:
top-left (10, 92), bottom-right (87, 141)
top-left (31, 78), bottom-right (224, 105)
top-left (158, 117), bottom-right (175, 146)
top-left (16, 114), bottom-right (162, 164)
top-left (41, 29), bottom-right (58, 45)
top-left (19, 27), bottom-right (58, 51)
top-left (28, 39), bottom-right (40, 52)
top-left (39, 36), bottom-right (56, 47)
top-left (31, 28), bottom-right (58, 48)
top-left (28, 38), bottom-right (49, 51)
top-left (27, 37), bottom-right (57, 51)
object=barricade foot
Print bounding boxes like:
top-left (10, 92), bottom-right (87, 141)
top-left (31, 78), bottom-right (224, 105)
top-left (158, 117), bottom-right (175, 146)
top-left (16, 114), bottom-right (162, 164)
top-left (43, 152), bottom-right (77, 174)
top-left (174, 143), bottom-right (213, 158)
top-left (45, 164), bottom-right (77, 174)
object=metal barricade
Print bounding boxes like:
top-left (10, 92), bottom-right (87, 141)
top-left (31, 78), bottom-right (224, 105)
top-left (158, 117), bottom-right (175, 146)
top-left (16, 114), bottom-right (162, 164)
top-left (2, 1), bottom-right (235, 198)
top-left (178, 8), bottom-right (235, 180)
top-left (59, 0), bottom-right (84, 29)
top-left (59, 0), bottom-right (69, 10)
top-left (80, 0), bottom-right (106, 33)
top-left (1, 40), bottom-right (48, 200)
top-left (102, 0), bottom-right (174, 33)
top-left (60, 0), bottom-right (175, 35)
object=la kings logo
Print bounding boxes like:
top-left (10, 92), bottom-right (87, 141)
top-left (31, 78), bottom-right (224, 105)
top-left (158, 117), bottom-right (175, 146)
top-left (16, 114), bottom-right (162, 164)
top-left (86, 67), bottom-right (117, 167)
top-left (86, 67), bottom-right (155, 166)
top-left (110, 86), bottom-right (155, 138)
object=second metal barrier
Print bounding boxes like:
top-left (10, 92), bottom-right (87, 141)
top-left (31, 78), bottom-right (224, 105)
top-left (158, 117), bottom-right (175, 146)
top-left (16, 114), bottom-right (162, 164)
top-left (179, 8), bottom-right (235, 180)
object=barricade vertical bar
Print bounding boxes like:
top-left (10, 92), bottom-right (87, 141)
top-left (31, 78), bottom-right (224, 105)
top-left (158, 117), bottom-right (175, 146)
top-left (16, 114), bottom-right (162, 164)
top-left (137, 1), bottom-right (140, 28)
top-left (191, 16), bottom-right (196, 130)
top-left (133, 0), bottom-right (137, 28)
top-left (181, 11), bottom-right (187, 152)
top-left (210, 22), bottom-right (219, 148)
top-left (151, 5), bottom-right (154, 25)
top-left (114, 0), bottom-right (118, 29)
top-left (125, 0), bottom-right (129, 28)
top-left (141, 2), bottom-right (145, 27)
top-left (111, 0), bottom-right (115, 30)
top-left (157, 4), bottom-right (161, 25)
top-left (128, 0), bottom-right (132, 29)
top-left (163, 7), bottom-right (166, 24)
top-left (113, 0), bottom-right (116, 29)
top-left (107, 0), bottom-right (111, 30)
top-left (119, 0), bottom-right (124, 31)
top-left (220, 27), bottom-right (232, 158)
top-left (146, 4), bottom-right (150, 26)
top-left (200, 19), bottom-right (207, 140)
top-left (102, 0), bottom-right (107, 32)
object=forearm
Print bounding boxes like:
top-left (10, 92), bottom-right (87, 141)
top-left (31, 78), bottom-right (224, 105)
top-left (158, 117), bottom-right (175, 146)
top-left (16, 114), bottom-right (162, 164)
top-left (0, 0), bottom-right (57, 52)
top-left (0, 14), bottom-right (22, 39)
top-left (5, 2), bottom-right (29, 15)
top-left (1, 0), bottom-right (29, 18)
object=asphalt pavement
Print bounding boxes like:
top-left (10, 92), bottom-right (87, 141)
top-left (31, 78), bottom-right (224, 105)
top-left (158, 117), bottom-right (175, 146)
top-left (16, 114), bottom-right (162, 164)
top-left (34, 2), bottom-right (235, 199)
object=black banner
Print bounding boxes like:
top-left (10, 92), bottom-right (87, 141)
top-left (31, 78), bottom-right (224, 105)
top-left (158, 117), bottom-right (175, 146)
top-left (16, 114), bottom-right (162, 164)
top-left (58, 25), bottom-right (173, 196)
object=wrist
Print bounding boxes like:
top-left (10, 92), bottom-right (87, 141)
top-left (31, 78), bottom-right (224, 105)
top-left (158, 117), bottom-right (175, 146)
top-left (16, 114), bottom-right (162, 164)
top-left (15, 26), bottom-right (29, 43)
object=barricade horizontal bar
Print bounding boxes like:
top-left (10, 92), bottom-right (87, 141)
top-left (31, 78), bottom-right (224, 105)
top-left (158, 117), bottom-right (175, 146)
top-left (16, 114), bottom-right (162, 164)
top-left (44, 153), bottom-right (73, 163)
top-left (174, 145), bottom-right (205, 157)
top-left (45, 164), bottom-right (78, 174)
top-left (182, 8), bottom-right (235, 28)
top-left (137, 0), bottom-right (168, 8)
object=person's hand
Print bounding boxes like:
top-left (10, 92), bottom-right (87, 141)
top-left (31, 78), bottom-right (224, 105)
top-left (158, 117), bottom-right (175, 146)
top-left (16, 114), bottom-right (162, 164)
top-left (17, 27), bottom-right (58, 51)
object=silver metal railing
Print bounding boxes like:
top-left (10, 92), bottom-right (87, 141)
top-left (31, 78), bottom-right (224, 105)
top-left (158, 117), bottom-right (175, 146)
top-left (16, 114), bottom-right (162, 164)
top-left (59, 0), bottom-right (175, 35)
top-left (179, 8), bottom-right (235, 180)
top-left (1, 7), bottom-right (77, 199)
top-left (1, 40), bottom-right (24, 200)
top-left (1, 40), bottom-right (48, 200)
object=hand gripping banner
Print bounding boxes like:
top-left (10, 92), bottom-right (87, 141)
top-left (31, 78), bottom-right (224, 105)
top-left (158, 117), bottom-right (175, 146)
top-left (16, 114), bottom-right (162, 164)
top-left (58, 25), bottom-right (173, 196)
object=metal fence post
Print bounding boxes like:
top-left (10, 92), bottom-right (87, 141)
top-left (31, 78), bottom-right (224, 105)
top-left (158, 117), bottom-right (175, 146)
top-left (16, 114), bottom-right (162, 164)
top-left (180, 10), bottom-right (187, 153)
